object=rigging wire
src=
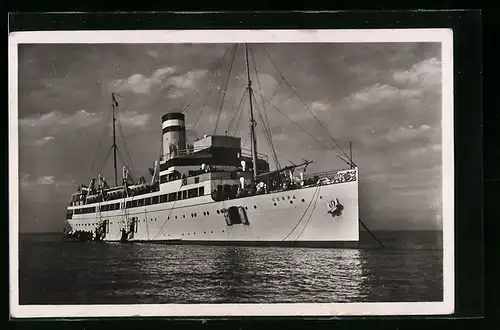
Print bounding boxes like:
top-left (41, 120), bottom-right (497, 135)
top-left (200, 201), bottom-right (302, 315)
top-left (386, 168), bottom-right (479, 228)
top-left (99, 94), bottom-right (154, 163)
top-left (262, 47), bottom-right (352, 161)
top-left (250, 47), bottom-right (280, 169)
top-left (281, 186), bottom-right (320, 241)
top-left (89, 100), bottom-right (113, 177)
top-left (213, 44), bottom-right (238, 135)
top-left (182, 46), bottom-right (233, 116)
top-left (227, 89), bottom-right (247, 134)
top-left (191, 48), bottom-right (232, 131)
top-left (252, 93), bottom-right (281, 169)
top-left (252, 90), bottom-right (336, 154)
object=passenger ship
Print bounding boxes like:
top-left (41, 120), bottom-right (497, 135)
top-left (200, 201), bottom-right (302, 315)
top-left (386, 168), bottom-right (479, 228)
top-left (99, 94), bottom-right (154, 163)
top-left (64, 44), bottom-right (360, 247)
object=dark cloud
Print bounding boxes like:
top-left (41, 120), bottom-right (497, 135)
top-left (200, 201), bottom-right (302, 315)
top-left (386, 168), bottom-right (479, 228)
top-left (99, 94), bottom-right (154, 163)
top-left (17, 42), bottom-right (443, 232)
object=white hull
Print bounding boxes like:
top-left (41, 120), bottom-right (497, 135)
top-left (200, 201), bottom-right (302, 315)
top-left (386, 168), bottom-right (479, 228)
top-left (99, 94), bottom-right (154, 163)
top-left (67, 174), bottom-right (359, 247)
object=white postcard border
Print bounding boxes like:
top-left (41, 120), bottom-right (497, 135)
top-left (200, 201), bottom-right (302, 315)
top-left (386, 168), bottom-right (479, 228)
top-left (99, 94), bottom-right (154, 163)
top-left (8, 28), bottom-right (455, 318)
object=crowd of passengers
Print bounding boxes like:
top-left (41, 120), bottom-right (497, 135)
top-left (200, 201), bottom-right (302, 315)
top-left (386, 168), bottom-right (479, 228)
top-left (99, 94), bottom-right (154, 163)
top-left (211, 171), bottom-right (319, 201)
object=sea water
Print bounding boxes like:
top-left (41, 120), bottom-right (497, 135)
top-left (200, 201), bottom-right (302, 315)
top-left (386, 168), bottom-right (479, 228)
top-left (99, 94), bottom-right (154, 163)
top-left (18, 231), bottom-right (443, 304)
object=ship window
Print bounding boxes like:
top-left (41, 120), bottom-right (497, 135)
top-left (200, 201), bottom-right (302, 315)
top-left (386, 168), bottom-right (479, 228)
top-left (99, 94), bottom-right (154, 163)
top-left (217, 210), bottom-right (220, 214)
top-left (109, 204), bottom-right (115, 211)
top-left (182, 190), bottom-right (187, 200)
top-left (145, 197), bottom-right (151, 206)
top-left (126, 201), bottom-right (131, 208)
top-left (207, 211), bottom-right (210, 215)
top-left (116, 203), bottom-right (120, 210)
top-left (138, 199), bottom-right (145, 207)
top-left (131, 200), bottom-right (138, 208)
top-left (169, 193), bottom-right (177, 202)
top-left (188, 188), bottom-right (198, 199)
top-left (160, 194), bottom-right (168, 203)
top-left (194, 177), bottom-right (200, 184)
top-left (177, 191), bottom-right (182, 200)
top-left (152, 196), bottom-right (159, 204)
top-left (199, 186), bottom-right (204, 196)
top-left (183, 215), bottom-right (185, 218)
top-left (211, 231), bottom-right (213, 233)
top-left (290, 201), bottom-right (293, 204)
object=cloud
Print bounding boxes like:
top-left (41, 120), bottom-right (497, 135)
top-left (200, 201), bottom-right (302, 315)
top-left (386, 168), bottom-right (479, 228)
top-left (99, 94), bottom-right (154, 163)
top-left (408, 143), bottom-right (442, 157)
top-left (117, 111), bottom-right (151, 129)
top-left (393, 57), bottom-right (441, 87)
top-left (33, 136), bottom-right (54, 146)
top-left (111, 66), bottom-right (177, 94)
top-left (310, 100), bottom-right (330, 112)
top-left (385, 124), bottom-right (432, 143)
top-left (19, 109), bottom-right (99, 131)
top-left (345, 83), bottom-right (423, 111)
top-left (36, 176), bottom-right (56, 185)
top-left (167, 69), bottom-right (207, 89)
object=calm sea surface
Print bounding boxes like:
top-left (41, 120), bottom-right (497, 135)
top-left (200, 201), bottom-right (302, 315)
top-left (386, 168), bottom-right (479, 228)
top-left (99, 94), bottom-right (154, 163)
top-left (18, 231), bottom-right (443, 305)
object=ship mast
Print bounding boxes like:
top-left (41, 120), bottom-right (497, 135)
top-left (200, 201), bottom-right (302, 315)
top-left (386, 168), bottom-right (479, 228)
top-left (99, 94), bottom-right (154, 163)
top-left (111, 93), bottom-right (118, 186)
top-left (245, 43), bottom-right (258, 181)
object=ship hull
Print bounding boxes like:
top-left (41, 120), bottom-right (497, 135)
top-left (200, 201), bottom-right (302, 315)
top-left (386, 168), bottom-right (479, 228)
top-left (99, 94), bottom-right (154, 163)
top-left (66, 174), bottom-right (359, 247)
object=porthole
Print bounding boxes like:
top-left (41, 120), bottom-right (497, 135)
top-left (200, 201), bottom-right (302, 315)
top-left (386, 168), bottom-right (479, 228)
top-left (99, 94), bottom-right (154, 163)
top-left (182, 233), bottom-right (184, 236)
top-left (207, 211), bottom-right (210, 215)
top-left (204, 231), bottom-right (206, 234)
top-left (245, 206), bottom-right (248, 210)
top-left (217, 210), bottom-right (220, 214)
top-left (320, 196), bottom-right (323, 199)
top-left (293, 196), bottom-right (296, 199)
top-left (222, 230), bottom-right (224, 233)
top-left (274, 203), bottom-right (277, 206)
top-left (254, 205), bottom-right (257, 209)
top-left (282, 197), bottom-right (285, 201)
top-left (211, 231), bottom-right (213, 233)
top-left (194, 213), bottom-right (197, 217)
top-left (175, 216), bottom-right (178, 219)
top-left (272, 198), bottom-right (275, 202)
top-left (287, 196), bottom-right (291, 200)
top-left (302, 199), bottom-right (305, 202)
top-left (203, 212), bottom-right (206, 216)
top-left (290, 201), bottom-right (293, 204)
top-left (183, 215), bottom-right (186, 218)
top-left (168, 217), bottom-right (170, 220)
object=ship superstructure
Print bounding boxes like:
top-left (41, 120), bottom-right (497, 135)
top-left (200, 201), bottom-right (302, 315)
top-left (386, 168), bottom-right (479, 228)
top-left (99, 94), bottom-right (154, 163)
top-left (64, 44), bottom-right (360, 247)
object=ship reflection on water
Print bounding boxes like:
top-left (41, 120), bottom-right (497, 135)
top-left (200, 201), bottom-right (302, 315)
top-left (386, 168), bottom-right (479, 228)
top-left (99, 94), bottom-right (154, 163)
top-left (210, 248), bottom-right (367, 303)
top-left (19, 231), bottom-right (443, 305)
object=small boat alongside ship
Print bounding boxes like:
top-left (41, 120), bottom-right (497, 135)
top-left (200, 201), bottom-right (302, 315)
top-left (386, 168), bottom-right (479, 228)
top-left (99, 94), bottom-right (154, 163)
top-left (63, 43), bottom-right (360, 247)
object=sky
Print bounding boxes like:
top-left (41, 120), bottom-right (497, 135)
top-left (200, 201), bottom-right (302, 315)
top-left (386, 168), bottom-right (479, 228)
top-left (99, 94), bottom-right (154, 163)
top-left (16, 42), bottom-right (443, 233)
